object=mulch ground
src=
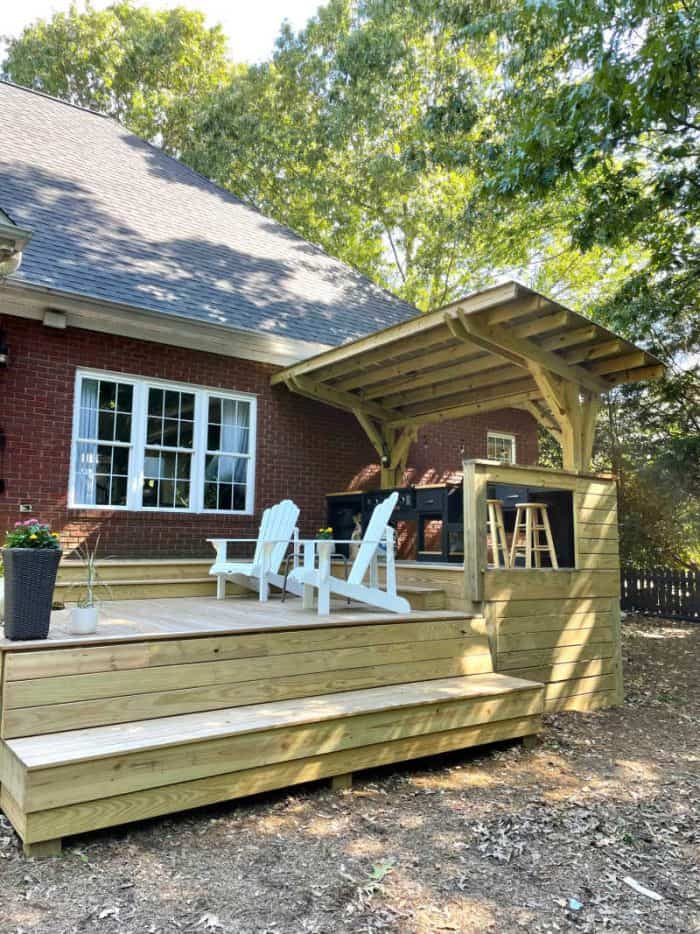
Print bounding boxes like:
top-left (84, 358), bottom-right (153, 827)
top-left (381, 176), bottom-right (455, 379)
top-left (1, 613), bottom-right (698, 933)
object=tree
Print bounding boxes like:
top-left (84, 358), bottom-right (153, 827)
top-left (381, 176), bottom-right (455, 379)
top-left (2, 1), bottom-right (232, 153)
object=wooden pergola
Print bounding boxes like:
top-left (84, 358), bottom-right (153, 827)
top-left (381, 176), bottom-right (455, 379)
top-left (272, 281), bottom-right (664, 485)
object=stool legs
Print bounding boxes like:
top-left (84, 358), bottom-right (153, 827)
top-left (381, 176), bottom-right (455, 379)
top-left (510, 503), bottom-right (559, 569)
top-left (486, 499), bottom-right (510, 568)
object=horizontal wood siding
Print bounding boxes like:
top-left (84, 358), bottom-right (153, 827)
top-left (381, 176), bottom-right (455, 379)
top-left (468, 464), bottom-right (623, 713)
top-left (1, 618), bottom-right (491, 738)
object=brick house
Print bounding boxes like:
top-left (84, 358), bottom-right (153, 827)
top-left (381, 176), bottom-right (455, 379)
top-left (0, 80), bottom-right (536, 558)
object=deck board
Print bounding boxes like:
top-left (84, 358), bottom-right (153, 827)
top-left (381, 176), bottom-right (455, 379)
top-left (0, 596), bottom-right (469, 652)
top-left (9, 673), bottom-right (539, 768)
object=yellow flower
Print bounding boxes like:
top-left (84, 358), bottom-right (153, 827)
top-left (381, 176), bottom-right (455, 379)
top-left (52, 533), bottom-right (59, 538)
top-left (29, 533), bottom-right (38, 540)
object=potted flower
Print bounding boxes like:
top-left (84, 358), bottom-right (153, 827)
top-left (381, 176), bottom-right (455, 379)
top-left (315, 526), bottom-right (335, 568)
top-left (2, 519), bottom-right (62, 640)
top-left (68, 538), bottom-right (111, 634)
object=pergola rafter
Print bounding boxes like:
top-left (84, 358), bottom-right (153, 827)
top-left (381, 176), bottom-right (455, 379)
top-left (271, 281), bottom-right (665, 484)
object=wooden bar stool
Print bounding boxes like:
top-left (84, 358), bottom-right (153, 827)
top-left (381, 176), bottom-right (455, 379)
top-left (510, 502), bottom-right (559, 569)
top-left (486, 498), bottom-right (510, 568)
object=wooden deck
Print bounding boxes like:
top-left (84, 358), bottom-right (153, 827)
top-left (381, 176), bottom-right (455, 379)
top-left (0, 595), bottom-right (544, 856)
top-left (1, 596), bottom-right (466, 650)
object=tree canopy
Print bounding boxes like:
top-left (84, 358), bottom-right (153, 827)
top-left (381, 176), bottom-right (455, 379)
top-left (2, 1), bottom-right (232, 152)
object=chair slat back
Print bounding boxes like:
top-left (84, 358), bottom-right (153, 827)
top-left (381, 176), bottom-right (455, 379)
top-left (252, 507), bottom-right (272, 567)
top-left (348, 492), bottom-right (398, 585)
top-left (264, 499), bottom-right (300, 572)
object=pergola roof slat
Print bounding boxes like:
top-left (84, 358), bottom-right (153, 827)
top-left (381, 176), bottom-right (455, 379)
top-left (272, 281), bottom-right (665, 475)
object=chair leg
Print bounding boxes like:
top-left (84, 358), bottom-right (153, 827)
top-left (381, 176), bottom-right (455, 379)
top-left (216, 575), bottom-right (226, 600)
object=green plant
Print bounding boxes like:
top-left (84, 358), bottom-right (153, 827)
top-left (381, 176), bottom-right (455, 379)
top-left (4, 519), bottom-right (60, 549)
top-left (70, 537), bottom-right (112, 608)
top-left (316, 527), bottom-right (334, 540)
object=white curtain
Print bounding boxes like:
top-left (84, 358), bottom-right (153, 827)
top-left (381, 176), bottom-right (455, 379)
top-left (220, 399), bottom-right (249, 484)
top-left (75, 379), bottom-right (99, 504)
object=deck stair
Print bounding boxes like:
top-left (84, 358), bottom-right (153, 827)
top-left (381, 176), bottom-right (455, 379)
top-left (54, 559), bottom-right (448, 610)
top-left (0, 606), bottom-right (543, 855)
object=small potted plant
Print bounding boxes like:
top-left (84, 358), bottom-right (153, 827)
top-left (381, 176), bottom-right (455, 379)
top-left (69, 537), bottom-right (108, 634)
top-left (315, 526), bottom-right (335, 567)
top-left (2, 519), bottom-right (62, 640)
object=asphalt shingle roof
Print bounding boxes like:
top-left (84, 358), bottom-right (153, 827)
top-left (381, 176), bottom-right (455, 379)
top-left (0, 81), bottom-right (418, 347)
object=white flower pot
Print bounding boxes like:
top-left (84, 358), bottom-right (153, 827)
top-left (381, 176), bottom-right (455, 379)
top-left (70, 605), bottom-right (99, 635)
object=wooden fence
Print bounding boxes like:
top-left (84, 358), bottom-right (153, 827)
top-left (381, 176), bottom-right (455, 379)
top-left (621, 567), bottom-right (699, 621)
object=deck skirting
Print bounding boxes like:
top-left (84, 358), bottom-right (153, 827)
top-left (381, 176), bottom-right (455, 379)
top-left (0, 605), bottom-right (544, 853)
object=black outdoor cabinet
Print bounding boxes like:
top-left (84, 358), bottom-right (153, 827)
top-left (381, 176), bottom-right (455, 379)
top-left (326, 485), bottom-right (464, 562)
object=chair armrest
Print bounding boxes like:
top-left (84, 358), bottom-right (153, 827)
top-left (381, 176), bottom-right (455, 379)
top-left (206, 538), bottom-right (261, 544)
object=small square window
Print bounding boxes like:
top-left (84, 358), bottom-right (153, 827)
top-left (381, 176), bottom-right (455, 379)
top-left (487, 432), bottom-right (516, 464)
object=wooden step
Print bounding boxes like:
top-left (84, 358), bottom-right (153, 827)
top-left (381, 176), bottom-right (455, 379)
top-left (2, 673), bottom-right (544, 849)
top-left (54, 576), bottom-right (446, 610)
top-left (56, 558), bottom-right (213, 584)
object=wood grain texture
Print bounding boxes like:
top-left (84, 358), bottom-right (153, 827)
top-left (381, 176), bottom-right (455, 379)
top-left (15, 683), bottom-right (544, 811)
top-left (17, 714), bottom-right (541, 844)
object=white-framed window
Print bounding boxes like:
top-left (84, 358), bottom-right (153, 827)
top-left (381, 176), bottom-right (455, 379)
top-left (487, 431), bottom-right (516, 464)
top-left (69, 370), bottom-right (256, 514)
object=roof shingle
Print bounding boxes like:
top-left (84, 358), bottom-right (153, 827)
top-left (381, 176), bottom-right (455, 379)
top-left (0, 81), bottom-right (418, 347)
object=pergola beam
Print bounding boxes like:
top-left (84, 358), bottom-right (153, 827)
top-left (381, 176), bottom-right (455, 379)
top-left (454, 313), bottom-right (610, 396)
top-left (354, 411), bottom-right (418, 486)
top-left (387, 389), bottom-right (542, 429)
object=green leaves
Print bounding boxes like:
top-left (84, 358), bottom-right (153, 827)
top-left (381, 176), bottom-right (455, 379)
top-left (2, 1), bottom-right (231, 154)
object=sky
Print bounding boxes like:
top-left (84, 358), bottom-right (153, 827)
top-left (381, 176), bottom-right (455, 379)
top-left (1, 0), bottom-right (323, 63)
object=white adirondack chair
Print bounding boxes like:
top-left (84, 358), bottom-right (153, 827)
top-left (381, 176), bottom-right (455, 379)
top-left (208, 499), bottom-right (301, 602)
top-left (288, 492), bottom-right (410, 616)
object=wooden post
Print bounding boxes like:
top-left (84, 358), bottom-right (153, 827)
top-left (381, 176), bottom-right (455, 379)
top-left (528, 366), bottom-right (602, 471)
top-left (354, 412), bottom-right (418, 487)
top-left (463, 462), bottom-right (487, 606)
top-left (330, 772), bottom-right (353, 792)
top-left (23, 838), bottom-right (62, 858)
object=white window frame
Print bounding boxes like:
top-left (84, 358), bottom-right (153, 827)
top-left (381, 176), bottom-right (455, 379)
top-left (487, 431), bottom-right (517, 464)
top-left (68, 369), bottom-right (257, 515)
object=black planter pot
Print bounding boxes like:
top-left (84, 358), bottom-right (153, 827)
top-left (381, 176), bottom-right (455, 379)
top-left (2, 548), bottom-right (62, 641)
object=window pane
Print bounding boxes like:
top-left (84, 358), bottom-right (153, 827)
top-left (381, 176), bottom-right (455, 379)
top-left (208, 397), bottom-right (221, 424)
top-left (113, 446), bottom-right (129, 476)
top-left (236, 402), bottom-right (250, 428)
top-left (180, 393), bottom-right (195, 420)
top-left (218, 455), bottom-right (233, 483)
top-left (99, 381), bottom-right (117, 411)
top-left (179, 420), bottom-right (193, 449)
top-left (207, 423), bottom-right (220, 451)
top-left (164, 390), bottom-right (180, 418)
top-left (115, 413), bottom-right (131, 443)
top-left (95, 474), bottom-right (111, 505)
top-left (218, 484), bottom-right (232, 511)
top-left (202, 451), bottom-right (248, 511)
top-left (162, 419), bottom-right (179, 447)
top-left (175, 481), bottom-right (190, 508)
top-left (144, 451), bottom-right (161, 478)
top-left (147, 417), bottom-right (162, 445)
top-left (142, 478), bottom-right (158, 507)
top-left (159, 479), bottom-right (176, 508)
top-left (117, 384), bottom-right (133, 413)
top-left (148, 388), bottom-right (164, 416)
top-left (96, 445), bottom-right (112, 473)
top-left (176, 453), bottom-right (190, 479)
top-left (98, 410), bottom-right (115, 441)
top-left (111, 476), bottom-right (128, 506)
top-left (161, 452), bottom-right (176, 479)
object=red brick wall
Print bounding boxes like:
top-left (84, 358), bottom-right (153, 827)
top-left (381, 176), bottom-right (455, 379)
top-left (0, 315), bottom-right (537, 557)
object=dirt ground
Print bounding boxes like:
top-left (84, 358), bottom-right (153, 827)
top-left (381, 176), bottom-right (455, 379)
top-left (1, 614), bottom-right (698, 934)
